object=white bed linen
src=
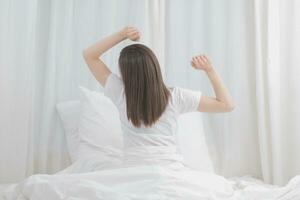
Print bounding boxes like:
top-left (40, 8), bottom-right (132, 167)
top-left (1, 151), bottom-right (300, 200)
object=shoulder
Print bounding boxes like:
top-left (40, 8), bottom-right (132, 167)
top-left (169, 87), bottom-right (196, 100)
top-left (104, 73), bottom-right (123, 88)
top-left (103, 73), bottom-right (124, 105)
top-left (168, 86), bottom-right (183, 107)
top-left (168, 86), bottom-right (202, 114)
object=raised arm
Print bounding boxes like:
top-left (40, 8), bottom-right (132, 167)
top-left (191, 55), bottom-right (234, 113)
top-left (82, 26), bottom-right (140, 86)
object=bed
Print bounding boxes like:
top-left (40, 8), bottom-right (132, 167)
top-left (1, 87), bottom-right (300, 199)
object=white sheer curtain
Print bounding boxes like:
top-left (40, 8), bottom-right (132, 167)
top-left (165, 0), bottom-right (300, 185)
top-left (253, 0), bottom-right (300, 185)
top-left (0, 0), bottom-right (157, 183)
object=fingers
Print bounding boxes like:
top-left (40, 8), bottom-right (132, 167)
top-left (190, 54), bottom-right (211, 70)
top-left (191, 61), bottom-right (195, 68)
top-left (196, 55), bottom-right (209, 62)
top-left (192, 55), bottom-right (205, 65)
top-left (129, 32), bottom-right (140, 41)
top-left (125, 26), bottom-right (141, 41)
top-left (191, 57), bottom-right (197, 68)
top-left (199, 55), bottom-right (206, 63)
top-left (197, 56), bottom-right (203, 64)
top-left (128, 29), bottom-right (139, 35)
top-left (191, 56), bottom-right (201, 69)
top-left (127, 30), bottom-right (139, 37)
top-left (125, 26), bottom-right (138, 32)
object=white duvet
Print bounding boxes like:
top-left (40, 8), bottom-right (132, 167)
top-left (1, 153), bottom-right (300, 200)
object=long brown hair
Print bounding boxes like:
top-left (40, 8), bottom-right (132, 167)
top-left (119, 44), bottom-right (170, 127)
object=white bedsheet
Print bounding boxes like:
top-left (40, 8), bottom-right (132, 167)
top-left (1, 154), bottom-right (300, 200)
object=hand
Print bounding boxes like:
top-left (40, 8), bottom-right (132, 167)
top-left (120, 26), bottom-right (140, 41)
top-left (191, 54), bottom-right (213, 71)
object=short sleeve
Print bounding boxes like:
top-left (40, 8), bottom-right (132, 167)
top-left (103, 73), bottom-right (124, 106)
top-left (172, 87), bottom-right (202, 114)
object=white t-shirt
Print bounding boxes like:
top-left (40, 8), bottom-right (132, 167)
top-left (104, 73), bottom-right (201, 149)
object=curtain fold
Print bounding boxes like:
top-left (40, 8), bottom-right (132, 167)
top-left (253, 0), bottom-right (300, 185)
top-left (145, 0), bottom-right (166, 77)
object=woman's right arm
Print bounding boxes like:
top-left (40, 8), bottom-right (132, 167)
top-left (82, 26), bottom-right (140, 87)
top-left (191, 55), bottom-right (235, 113)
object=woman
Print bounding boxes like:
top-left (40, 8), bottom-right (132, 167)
top-left (82, 26), bottom-right (234, 168)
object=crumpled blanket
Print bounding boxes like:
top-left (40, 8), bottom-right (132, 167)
top-left (1, 155), bottom-right (300, 200)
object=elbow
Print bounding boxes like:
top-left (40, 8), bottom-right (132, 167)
top-left (224, 102), bottom-right (235, 112)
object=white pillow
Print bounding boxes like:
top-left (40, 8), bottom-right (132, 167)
top-left (56, 100), bottom-right (81, 162)
top-left (77, 87), bottom-right (123, 159)
top-left (177, 112), bottom-right (215, 173)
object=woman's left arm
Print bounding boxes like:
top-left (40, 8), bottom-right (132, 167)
top-left (191, 55), bottom-right (235, 113)
top-left (82, 26), bottom-right (140, 86)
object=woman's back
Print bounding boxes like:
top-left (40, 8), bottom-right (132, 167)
top-left (104, 73), bottom-right (201, 166)
top-left (104, 73), bottom-right (202, 149)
